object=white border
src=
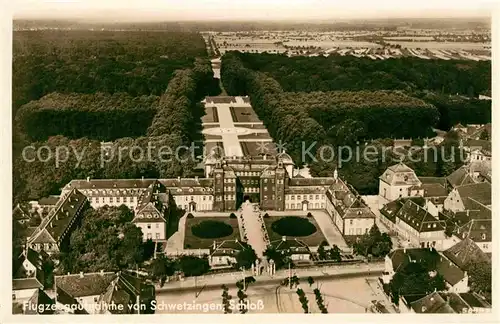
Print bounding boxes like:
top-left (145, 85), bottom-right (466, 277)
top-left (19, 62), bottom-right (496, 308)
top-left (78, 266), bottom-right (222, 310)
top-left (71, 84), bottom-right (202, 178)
top-left (1, 1), bottom-right (499, 323)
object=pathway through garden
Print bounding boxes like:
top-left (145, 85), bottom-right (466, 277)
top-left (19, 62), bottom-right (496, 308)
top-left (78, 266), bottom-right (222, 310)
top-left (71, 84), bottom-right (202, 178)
top-left (240, 201), bottom-right (268, 259)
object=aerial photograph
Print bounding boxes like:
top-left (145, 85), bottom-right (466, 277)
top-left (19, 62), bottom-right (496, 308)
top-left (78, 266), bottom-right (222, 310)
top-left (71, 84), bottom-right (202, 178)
top-left (7, 0), bottom-right (494, 318)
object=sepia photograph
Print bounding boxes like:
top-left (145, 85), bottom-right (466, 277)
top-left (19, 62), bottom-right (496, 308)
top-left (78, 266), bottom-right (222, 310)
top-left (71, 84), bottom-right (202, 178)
top-left (1, 0), bottom-right (497, 321)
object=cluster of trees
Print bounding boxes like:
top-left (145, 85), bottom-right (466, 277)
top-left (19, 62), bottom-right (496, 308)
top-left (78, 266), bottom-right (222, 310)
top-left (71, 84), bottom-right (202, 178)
top-left (418, 92), bottom-right (491, 130)
top-left (16, 93), bottom-right (159, 141)
top-left (389, 260), bottom-right (446, 305)
top-left (282, 90), bottom-right (439, 141)
top-left (14, 135), bottom-right (197, 202)
top-left (317, 242), bottom-right (341, 261)
top-left (312, 286), bottom-right (328, 313)
top-left (58, 205), bottom-right (155, 273)
top-left (296, 288), bottom-right (309, 313)
top-left (221, 285), bottom-right (233, 314)
top-left (13, 30), bottom-right (208, 111)
top-left (467, 261), bottom-right (491, 299)
top-left (353, 225), bottom-right (393, 257)
top-left (310, 131), bottom-right (465, 194)
top-left (237, 53), bottom-right (490, 97)
top-left (147, 58), bottom-right (219, 145)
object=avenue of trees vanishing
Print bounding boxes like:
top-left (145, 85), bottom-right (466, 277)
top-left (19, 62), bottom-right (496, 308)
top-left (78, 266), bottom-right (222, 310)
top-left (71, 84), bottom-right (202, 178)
top-left (221, 51), bottom-right (482, 194)
top-left (13, 31), bottom-right (219, 203)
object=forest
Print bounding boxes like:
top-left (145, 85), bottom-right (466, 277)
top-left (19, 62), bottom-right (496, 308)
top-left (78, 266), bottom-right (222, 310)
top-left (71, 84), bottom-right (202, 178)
top-left (238, 53), bottom-right (491, 97)
top-left (12, 30), bottom-right (208, 111)
top-left (16, 92), bottom-right (159, 141)
top-left (14, 53), bottom-right (216, 203)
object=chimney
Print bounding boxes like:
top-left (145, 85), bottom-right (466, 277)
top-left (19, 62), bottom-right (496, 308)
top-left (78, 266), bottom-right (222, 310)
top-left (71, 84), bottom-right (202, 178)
top-left (86, 176), bottom-right (90, 182)
top-left (79, 272), bottom-right (84, 278)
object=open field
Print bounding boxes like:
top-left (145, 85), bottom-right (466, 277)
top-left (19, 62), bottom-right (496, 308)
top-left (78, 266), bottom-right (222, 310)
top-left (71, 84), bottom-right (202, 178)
top-left (264, 215), bottom-right (327, 247)
top-left (184, 217), bottom-right (241, 249)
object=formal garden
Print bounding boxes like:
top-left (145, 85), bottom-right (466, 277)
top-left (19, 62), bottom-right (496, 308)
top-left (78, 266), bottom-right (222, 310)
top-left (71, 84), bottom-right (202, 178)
top-left (264, 215), bottom-right (326, 247)
top-left (184, 215), bottom-right (241, 249)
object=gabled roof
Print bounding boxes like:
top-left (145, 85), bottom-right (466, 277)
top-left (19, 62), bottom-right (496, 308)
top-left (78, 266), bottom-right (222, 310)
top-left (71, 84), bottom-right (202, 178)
top-left (388, 248), bottom-right (465, 286)
top-left (439, 292), bottom-right (471, 313)
top-left (133, 183), bottom-right (167, 223)
top-left (459, 292), bottom-right (491, 308)
top-left (455, 218), bottom-right (491, 243)
top-left (443, 238), bottom-right (490, 271)
top-left (210, 239), bottom-right (245, 257)
top-left (24, 289), bottom-right (55, 314)
top-left (269, 238), bottom-right (311, 254)
top-left (55, 272), bottom-right (117, 297)
top-left (395, 200), bottom-right (445, 233)
top-left (13, 204), bottom-right (30, 221)
top-left (418, 177), bottom-right (447, 186)
top-left (456, 183), bottom-right (491, 206)
top-left (56, 286), bottom-right (89, 314)
top-left (13, 278), bottom-right (43, 290)
top-left (446, 166), bottom-right (477, 188)
top-left (379, 162), bottom-right (421, 186)
top-left (98, 277), bottom-right (131, 314)
top-left (421, 183), bottom-right (448, 198)
top-left (410, 291), bottom-right (455, 313)
top-left (65, 179), bottom-right (156, 191)
top-left (29, 189), bottom-right (88, 244)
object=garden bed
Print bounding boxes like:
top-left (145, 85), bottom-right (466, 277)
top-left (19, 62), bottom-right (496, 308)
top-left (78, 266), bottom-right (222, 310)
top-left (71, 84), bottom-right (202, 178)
top-left (264, 216), bottom-right (326, 247)
top-left (184, 217), bottom-right (241, 249)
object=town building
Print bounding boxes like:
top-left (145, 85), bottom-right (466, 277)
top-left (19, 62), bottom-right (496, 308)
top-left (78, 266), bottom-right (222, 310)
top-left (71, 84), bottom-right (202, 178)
top-left (383, 248), bottom-right (469, 294)
top-left (27, 189), bottom-right (88, 254)
top-left (208, 239), bottom-right (246, 268)
top-left (268, 237), bottom-right (313, 263)
top-left (443, 182), bottom-right (491, 212)
top-left (380, 198), bottom-right (447, 250)
top-left (378, 163), bottom-right (422, 201)
top-left (326, 174), bottom-right (376, 237)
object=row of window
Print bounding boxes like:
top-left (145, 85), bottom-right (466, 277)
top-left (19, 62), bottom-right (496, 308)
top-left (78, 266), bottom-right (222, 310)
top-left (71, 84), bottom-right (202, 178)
top-left (244, 187), bottom-right (259, 193)
top-left (146, 233), bottom-right (161, 239)
top-left (236, 171), bottom-right (260, 177)
top-left (347, 228), bottom-right (369, 235)
top-left (241, 179), bottom-right (259, 185)
top-left (286, 203), bottom-right (324, 209)
top-left (224, 186), bottom-right (235, 192)
top-left (286, 194), bottom-right (324, 201)
top-left (224, 178), bottom-right (236, 183)
top-left (177, 195), bottom-right (213, 202)
top-left (224, 195), bottom-right (236, 201)
top-left (90, 196), bottom-right (136, 204)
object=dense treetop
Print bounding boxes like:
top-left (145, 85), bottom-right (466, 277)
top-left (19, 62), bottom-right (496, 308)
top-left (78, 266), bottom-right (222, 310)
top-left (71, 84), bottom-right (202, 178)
top-left (237, 53), bottom-right (491, 96)
top-left (12, 30), bottom-right (208, 110)
top-left (16, 92), bottom-right (159, 141)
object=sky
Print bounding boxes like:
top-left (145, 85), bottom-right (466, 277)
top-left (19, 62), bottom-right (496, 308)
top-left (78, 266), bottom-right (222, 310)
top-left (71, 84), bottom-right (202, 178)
top-left (9, 0), bottom-right (495, 21)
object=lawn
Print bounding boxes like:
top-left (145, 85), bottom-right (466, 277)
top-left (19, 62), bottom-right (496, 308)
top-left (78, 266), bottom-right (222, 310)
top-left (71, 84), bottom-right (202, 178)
top-left (230, 106), bottom-right (261, 123)
top-left (184, 216), bottom-right (241, 249)
top-left (264, 216), bottom-right (327, 247)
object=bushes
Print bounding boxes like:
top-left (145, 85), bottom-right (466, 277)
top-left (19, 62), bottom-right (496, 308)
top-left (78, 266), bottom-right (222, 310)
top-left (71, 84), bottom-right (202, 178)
top-left (229, 213), bottom-right (237, 219)
top-left (187, 213), bottom-right (194, 219)
top-left (270, 217), bottom-right (317, 237)
top-left (191, 220), bottom-right (233, 239)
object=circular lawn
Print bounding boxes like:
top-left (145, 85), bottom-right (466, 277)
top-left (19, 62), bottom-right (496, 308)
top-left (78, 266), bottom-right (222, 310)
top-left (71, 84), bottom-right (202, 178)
top-left (271, 216), bottom-right (317, 237)
top-left (191, 220), bottom-right (233, 239)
